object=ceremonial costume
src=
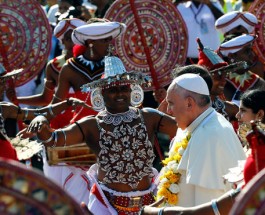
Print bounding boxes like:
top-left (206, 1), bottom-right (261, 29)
top-left (219, 34), bottom-right (265, 104)
top-left (42, 19), bottom-right (87, 190)
top-left (176, 107), bottom-right (245, 206)
top-left (67, 55), bottom-right (104, 123)
top-left (49, 22), bottom-right (127, 205)
top-left (80, 56), bottom-right (158, 214)
top-left (49, 55), bottom-right (74, 129)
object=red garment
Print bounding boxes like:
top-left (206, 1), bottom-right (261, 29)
top-left (70, 91), bottom-right (98, 123)
top-left (244, 131), bottom-right (265, 185)
top-left (0, 139), bottom-right (18, 161)
top-left (50, 93), bottom-right (75, 129)
top-left (49, 55), bottom-right (75, 129)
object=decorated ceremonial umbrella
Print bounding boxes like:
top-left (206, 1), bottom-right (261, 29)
top-left (104, 0), bottom-right (188, 91)
top-left (249, 0), bottom-right (265, 64)
top-left (0, 158), bottom-right (86, 215)
top-left (0, 0), bottom-right (52, 87)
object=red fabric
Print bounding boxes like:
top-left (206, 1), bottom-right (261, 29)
top-left (244, 146), bottom-right (265, 184)
top-left (73, 45), bottom-right (86, 57)
top-left (0, 139), bottom-right (18, 161)
top-left (70, 91), bottom-right (98, 123)
top-left (91, 184), bottom-right (107, 207)
top-left (50, 93), bottom-right (75, 129)
top-left (197, 50), bottom-right (228, 70)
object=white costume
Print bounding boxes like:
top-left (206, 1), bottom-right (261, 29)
top-left (177, 1), bottom-right (222, 58)
top-left (174, 107), bottom-right (246, 206)
top-left (87, 164), bottom-right (158, 215)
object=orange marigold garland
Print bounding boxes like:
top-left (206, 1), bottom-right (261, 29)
top-left (157, 133), bottom-right (191, 206)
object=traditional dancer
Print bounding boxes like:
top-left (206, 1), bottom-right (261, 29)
top-left (22, 56), bottom-right (177, 214)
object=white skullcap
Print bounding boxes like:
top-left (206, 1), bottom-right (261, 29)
top-left (71, 22), bottom-right (127, 45)
top-left (54, 18), bottom-right (87, 41)
top-left (173, 73), bottom-right (210, 96)
top-left (215, 11), bottom-right (258, 35)
top-left (219, 34), bottom-right (256, 57)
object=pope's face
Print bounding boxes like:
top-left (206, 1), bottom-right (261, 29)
top-left (102, 85), bottom-right (131, 113)
top-left (166, 87), bottom-right (189, 129)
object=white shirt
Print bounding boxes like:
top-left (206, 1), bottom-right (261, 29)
top-left (177, 1), bottom-right (222, 58)
top-left (172, 107), bottom-right (246, 206)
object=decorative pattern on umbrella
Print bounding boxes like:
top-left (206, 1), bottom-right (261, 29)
top-left (0, 0), bottom-right (52, 86)
top-left (0, 159), bottom-right (85, 214)
top-left (105, 0), bottom-right (188, 91)
top-left (249, 0), bottom-right (265, 64)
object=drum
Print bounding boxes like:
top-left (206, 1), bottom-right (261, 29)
top-left (46, 143), bottom-right (97, 166)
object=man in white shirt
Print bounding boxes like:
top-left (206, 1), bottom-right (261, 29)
top-left (175, 0), bottom-right (224, 64)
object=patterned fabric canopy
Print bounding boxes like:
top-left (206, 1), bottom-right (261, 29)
top-left (105, 0), bottom-right (188, 91)
top-left (0, 0), bottom-right (52, 86)
top-left (0, 159), bottom-right (86, 214)
top-left (249, 0), bottom-right (265, 64)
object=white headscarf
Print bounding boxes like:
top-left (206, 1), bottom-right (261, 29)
top-left (71, 21), bottom-right (127, 45)
top-left (215, 11), bottom-right (258, 35)
top-left (218, 34), bottom-right (256, 57)
top-left (54, 18), bottom-right (87, 41)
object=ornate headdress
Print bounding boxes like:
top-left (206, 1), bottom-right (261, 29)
top-left (218, 34), bottom-right (256, 57)
top-left (81, 56), bottom-right (152, 111)
top-left (72, 22), bottom-right (127, 46)
top-left (215, 11), bottom-right (258, 35)
top-left (54, 18), bottom-right (87, 41)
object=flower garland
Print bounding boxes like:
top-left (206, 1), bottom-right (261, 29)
top-left (157, 133), bottom-right (191, 206)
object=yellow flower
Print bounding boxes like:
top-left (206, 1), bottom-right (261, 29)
top-left (156, 133), bottom-right (191, 206)
top-left (167, 193), bottom-right (178, 205)
top-left (163, 181), bottom-right (171, 188)
top-left (169, 173), bottom-right (180, 184)
top-left (164, 170), bottom-right (174, 179)
top-left (157, 187), bottom-right (170, 199)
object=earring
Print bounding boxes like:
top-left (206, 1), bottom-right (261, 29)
top-left (230, 58), bottom-right (234, 63)
top-left (107, 44), bottom-right (114, 56)
top-left (89, 43), bottom-right (94, 58)
top-left (130, 84), bottom-right (144, 107)
top-left (90, 88), bottom-right (105, 111)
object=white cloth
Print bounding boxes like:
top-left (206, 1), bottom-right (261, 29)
top-left (219, 34), bottom-right (256, 57)
top-left (87, 164), bottom-right (158, 215)
top-left (173, 73), bottom-right (209, 95)
top-left (171, 107), bottom-right (246, 206)
top-left (215, 11), bottom-right (257, 35)
top-left (177, 1), bottom-right (223, 58)
top-left (72, 22), bottom-right (127, 45)
top-left (47, 4), bottom-right (59, 25)
top-left (42, 148), bottom-right (90, 204)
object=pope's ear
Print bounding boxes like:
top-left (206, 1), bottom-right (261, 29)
top-left (186, 96), bottom-right (195, 109)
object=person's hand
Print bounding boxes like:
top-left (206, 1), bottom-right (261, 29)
top-left (153, 88), bottom-right (167, 104)
top-left (140, 198), bottom-right (165, 215)
top-left (157, 99), bottom-right (168, 114)
top-left (80, 202), bottom-right (94, 215)
top-left (68, 98), bottom-right (93, 110)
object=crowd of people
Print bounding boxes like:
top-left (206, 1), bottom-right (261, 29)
top-left (1, 0), bottom-right (265, 214)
